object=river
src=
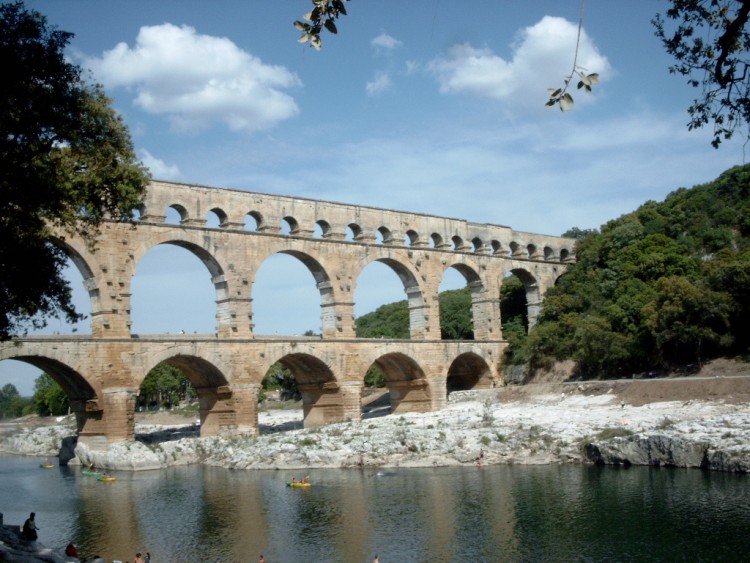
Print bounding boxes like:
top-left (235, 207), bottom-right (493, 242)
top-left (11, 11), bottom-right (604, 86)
top-left (1, 453), bottom-right (748, 562)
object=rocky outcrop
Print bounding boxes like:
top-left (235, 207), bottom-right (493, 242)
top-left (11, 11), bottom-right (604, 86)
top-left (2, 394), bottom-right (749, 474)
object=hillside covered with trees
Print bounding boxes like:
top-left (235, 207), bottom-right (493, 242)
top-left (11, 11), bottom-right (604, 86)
top-left (520, 164), bottom-right (750, 379)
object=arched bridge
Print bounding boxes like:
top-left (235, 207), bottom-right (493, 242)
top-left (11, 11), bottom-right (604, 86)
top-left (0, 180), bottom-right (573, 449)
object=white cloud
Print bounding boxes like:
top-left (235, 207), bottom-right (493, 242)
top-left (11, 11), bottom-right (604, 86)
top-left (87, 23), bottom-right (301, 133)
top-left (371, 32), bottom-right (403, 51)
top-left (366, 71), bottom-right (393, 96)
top-left (139, 149), bottom-right (181, 180)
top-left (428, 16), bottom-right (611, 109)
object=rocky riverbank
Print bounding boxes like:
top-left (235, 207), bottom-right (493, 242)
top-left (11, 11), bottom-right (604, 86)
top-left (2, 371), bottom-right (750, 474)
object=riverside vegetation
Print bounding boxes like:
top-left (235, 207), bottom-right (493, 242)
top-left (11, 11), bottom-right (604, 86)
top-left (2, 166), bottom-right (750, 475)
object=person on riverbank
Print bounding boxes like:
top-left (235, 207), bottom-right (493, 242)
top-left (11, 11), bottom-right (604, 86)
top-left (65, 542), bottom-right (78, 557)
top-left (22, 512), bottom-right (38, 541)
top-left (134, 552), bottom-right (145, 563)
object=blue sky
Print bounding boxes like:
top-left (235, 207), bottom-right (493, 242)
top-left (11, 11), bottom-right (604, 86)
top-left (2, 0), bottom-right (746, 395)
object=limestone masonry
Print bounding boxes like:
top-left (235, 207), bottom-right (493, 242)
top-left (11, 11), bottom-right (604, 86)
top-left (0, 181), bottom-right (573, 447)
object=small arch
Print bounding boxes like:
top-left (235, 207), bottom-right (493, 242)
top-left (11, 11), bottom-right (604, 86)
top-left (560, 248), bottom-right (573, 262)
top-left (316, 220), bottom-right (331, 238)
top-left (543, 246), bottom-right (556, 261)
top-left (527, 243), bottom-right (539, 259)
top-left (206, 209), bottom-right (222, 228)
top-left (281, 216), bottom-right (298, 235)
top-left (244, 211), bottom-right (264, 231)
top-left (347, 223), bottom-right (362, 241)
top-left (447, 353), bottom-right (492, 393)
top-left (430, 233), bottom-right (444, 248)
top-left (405, 229), bottom-right (420, 246)
top-left (210, 207), bottom-right (229, 228)
top-left (166, 205), bottom-right (186, 225)
top-left (471, 237), bottom-right (485, 253)
top-left (371, 352), bottom-right (429, 414)
top-left (509, 241), bottom-right (523, 257)
top-left (451, 236), bottom-right (465, 251)
top-left (491, 240), bottom-right (505, 256)
top-left (377, 226), bottom-right (393, 244)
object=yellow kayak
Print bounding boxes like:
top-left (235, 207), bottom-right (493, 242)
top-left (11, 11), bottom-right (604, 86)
top-left (287, 481), bottom-right (311, 488)
top-left (98, 476), bottom-right (117, 482)
top-left (40, 464), bottom-right (55, 469)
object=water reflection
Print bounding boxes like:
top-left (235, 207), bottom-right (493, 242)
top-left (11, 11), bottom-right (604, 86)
top-left (1, 454), bottom-right (748, 562)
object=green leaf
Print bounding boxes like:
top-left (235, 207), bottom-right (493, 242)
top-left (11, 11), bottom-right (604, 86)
top-left (324, 18), bottom-right (338, 34)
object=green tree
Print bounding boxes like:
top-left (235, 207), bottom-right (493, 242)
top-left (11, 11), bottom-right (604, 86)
top-left (528, 164), bottom-right (750, 378)
top-left (644, 276), bottom-right (733, 367)
top-left (0, 383), bottom-right (30, 418)
top-left (439, 288), bottom-right (473, 340)
top-left (1, 1), bottom-right (150, 340)
top-left (653, 0), bottom-right (750, 147)
top-left (31, 373), bottom-right (68, 416)
top-left (138, 364), bottom-right (194, 409)
top-left (262, 363), bottom-right (300, 400)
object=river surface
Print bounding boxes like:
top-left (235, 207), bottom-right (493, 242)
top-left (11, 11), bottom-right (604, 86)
top-left (1, 453), bottom-right (748, 562)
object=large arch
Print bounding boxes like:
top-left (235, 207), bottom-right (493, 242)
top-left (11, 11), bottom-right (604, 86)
top-left (130, 239), bottom-right (226, 335)
top-left (446, 352), bottom-right (493, 393)
top-left (371, 352), bottom-right (430, 414)
top-left (507, 268), bottom-right (542, 330)
top-left (253, 250), bottom-right (335, 337)
top-left (274, 352), bottom-right (340, 427)
top-left (355, 257), bottom-right (426, 339)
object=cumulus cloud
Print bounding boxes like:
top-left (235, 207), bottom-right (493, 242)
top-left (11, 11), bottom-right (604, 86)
top-left (139, 149), bottom-right (181, 180)
top-left (366, 71), bottom-right (393, 96)
top-left (371, 32), bottom-right (403, 51)
top-left (428, 16), bottom-right (610, 109)
top-left (87, 23), bottom-right (301, 133)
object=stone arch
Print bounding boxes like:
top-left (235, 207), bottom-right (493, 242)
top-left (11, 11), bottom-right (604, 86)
top-left (405, 229), bottom-right (420, 246)
top-left (452, 235), bottom-right (465, 250)
top-left (491, 240), bottom-right (507, 256)
top-left (0, 351), bottom-right (101, 440)
top-left (527, 243), bottom-right (540, 260)
top-left (131, 237), bottom-right (227, 335)
top-left (510, 241), bottom-right (524, 257)
top-left (377, 226), bottom-right (394, 244)
top-left (210, 207), bottom-right (229, 227)
top-left (281, 215), bottom-right (299, 235)
top-left (275, 352), bottom-right (339, 427)
top-left (356, 256), bottom-right (425, 338)
top-left (348, 223), bottom-right (363, 240)
top-left (471, 237), bottom-right (485, 253)
top-left (370, 352), bottom-right (430, 414)
top-left (168, 203), bottom-right (189, 223)
top-left (446, 352), bottom-right (493, 393)
top-left (560, 247), bottom-right (573, 262)
top-left (264, 250), bottom-right (337, 336)
top-left (543, 246), bottom-right (556, 261)
top-left (431, 233), bottom-right (444, 248)
top-left (142, 351), bottom-right (232, 437)
top-left (440, 261), bottom-right (485, 340)
top-left (507, 267), bottom-right (542, 330)
top-left (317, 219), bottom-right (332, 238)
top-left (245, 210), bottom-right (264, 231)
top-left (48, 236), bottom-right (99, 332)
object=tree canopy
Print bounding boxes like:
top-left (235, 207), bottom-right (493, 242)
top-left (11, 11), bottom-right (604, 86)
top-left (525, 164), bottom-right (750, 378)
top-left (0, 1), bottom-right (150, 340)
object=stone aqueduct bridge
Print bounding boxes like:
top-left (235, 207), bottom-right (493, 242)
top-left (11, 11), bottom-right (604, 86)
top-left (1, 181), bottom-right (574, 449)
